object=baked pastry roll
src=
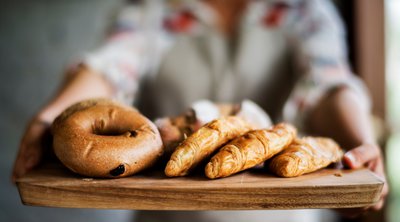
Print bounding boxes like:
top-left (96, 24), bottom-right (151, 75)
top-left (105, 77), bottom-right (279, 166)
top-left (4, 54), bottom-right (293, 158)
top-left (156, 100), bottom-right (271, 156)
top-left (269, 137), bottom-right (343, 177)
top-left (205, 123), bottom-right (297, 179)
top-left (165, 116), bottom-right (252, 177)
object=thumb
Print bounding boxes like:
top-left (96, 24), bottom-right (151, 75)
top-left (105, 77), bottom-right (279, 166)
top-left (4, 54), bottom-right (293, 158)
top-left (343, 144), bottom-right (380, 169)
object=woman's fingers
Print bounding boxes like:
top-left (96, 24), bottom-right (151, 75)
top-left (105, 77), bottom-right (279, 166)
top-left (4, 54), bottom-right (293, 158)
top-left (372, 198), bottom-right (384, 211)
top-left (343, 143), bottom-right (380, 169)
top-left (12, 151), bottom-right (26, 183)
top-left (12, 145), bottom-right (39, 183)
top-left (341, 143), bottom-right (388, 213)
top-left (11, 119), bottom-right (50, 183)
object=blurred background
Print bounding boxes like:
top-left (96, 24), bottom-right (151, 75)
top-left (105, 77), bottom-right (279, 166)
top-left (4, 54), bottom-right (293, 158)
top-left (0, 0), bottom-right (398, 222)
top-left (0, 0), bottom-right (134, 221)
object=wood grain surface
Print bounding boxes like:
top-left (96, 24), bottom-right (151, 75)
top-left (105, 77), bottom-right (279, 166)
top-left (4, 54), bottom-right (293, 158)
top-left (17, 164), bottom-right (383, 210)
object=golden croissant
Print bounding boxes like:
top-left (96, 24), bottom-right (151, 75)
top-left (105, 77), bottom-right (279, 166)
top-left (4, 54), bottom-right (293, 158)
top-left (205, 123), bottom-right (297, 179)
top-left (165, 116), bottom-right (252, 177)
top-left (156, 103), bottom-right (244, 156)
top-left (269, 137), bottom-right (343, 177)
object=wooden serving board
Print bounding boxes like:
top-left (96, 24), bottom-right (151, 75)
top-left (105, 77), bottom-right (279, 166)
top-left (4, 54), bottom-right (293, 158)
top-left (17, 164), bottom-right (383, 210)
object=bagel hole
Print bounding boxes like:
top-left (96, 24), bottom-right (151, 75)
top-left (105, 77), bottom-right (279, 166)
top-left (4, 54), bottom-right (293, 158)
top-left (93, 128), bottom-right (138, 137)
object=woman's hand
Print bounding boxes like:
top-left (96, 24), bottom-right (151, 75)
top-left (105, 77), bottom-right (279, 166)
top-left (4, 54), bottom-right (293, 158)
top-left (307, 87), bottom-right (389, 217)
top-left (11, 65), bottom-right (115, 183)
top-left (11, 117), bottom-right (52, 183)
top-left (338, 143), bottom-right (389, 217)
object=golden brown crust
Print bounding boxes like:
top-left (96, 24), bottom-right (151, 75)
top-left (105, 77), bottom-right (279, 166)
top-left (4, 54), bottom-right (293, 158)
top-left (165, 116), bottom-right (252, 177)
top-left (156, 103), bottom-right (241, 158)
top-left (52, 98), bottom-right (121, 128)
top-left (52, 99), bottom-right (163, 178)
top-left (269, 137), bottom-right (343, 177)
top-left (205, 123), bottom-right (297, 179)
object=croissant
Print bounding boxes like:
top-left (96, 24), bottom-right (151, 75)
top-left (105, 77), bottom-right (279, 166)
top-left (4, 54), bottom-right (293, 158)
top-left (156, 103), bottom-right (242, 155)
top-left (269, 137), bottom-right (343, 177)
top-left (165, 116), bottom-right (252, 177)
top-left (205, 123), bottom-right (297, 179)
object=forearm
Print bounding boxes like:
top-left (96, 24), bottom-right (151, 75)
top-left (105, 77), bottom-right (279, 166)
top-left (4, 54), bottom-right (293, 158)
top-left (37, 65), bottom-right (113, 123)
top-left (306, 87), bottom-right (375, 149)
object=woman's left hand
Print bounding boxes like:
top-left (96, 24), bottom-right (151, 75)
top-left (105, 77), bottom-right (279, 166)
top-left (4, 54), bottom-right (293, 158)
top-left (338, 143), bottom-right (389, 217)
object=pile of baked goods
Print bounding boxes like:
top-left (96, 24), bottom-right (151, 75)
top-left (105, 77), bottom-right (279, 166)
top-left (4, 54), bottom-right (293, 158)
top-left (51, 99), bottom-right (343, 179)
top-left (164, 118), bottom-right (343, 179)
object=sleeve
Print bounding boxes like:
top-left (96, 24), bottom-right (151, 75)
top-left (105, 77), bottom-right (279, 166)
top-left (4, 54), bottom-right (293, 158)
top-left (81, 4), bottom-right (152, 105)
top-left (281, 0), bottom-right (371, 130)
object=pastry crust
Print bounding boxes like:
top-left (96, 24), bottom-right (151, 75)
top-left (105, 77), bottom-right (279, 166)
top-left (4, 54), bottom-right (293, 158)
top-left (156, 104), bottom-right (240, 156)
top-left (165, 116), bottom-right (252, 177)
top-left (269, 137), bottom-right (343, 177)
top-left (156, 100), bottom-right (271, 158)
top-left (205, 123), bottom-right (297, 179)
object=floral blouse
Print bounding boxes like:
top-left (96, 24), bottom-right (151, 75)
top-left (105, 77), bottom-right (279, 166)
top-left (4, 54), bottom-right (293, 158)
top-left (82, 0), bottom-right (370, 132)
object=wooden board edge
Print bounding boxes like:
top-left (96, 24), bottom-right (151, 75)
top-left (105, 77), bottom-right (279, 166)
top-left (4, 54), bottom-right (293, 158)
top-left (17, 180), bottom-right (383, 210)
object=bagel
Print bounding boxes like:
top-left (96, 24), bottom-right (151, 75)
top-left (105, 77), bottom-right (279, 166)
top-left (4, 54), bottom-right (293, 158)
top-left (51, 99), bottom-right (163, 178)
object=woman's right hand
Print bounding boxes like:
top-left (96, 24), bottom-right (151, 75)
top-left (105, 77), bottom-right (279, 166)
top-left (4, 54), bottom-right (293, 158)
top-left (11, 116), bottom-right (52, 183)
top-left (11, 65), bottom-right (114, 183)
